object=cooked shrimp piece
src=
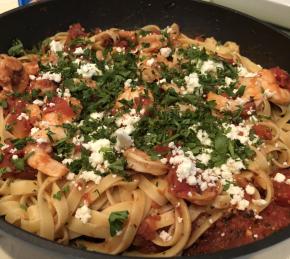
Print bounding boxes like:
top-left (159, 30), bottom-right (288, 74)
top-left (115, 85), bottom-right (154, 111)
top-left (207, 69), bottom-right (290, 112)
top-left (29, 79), bottom-right (57, 95)
top-left (207, 78), bottom-right (263, 112)
top-left (139, 34), bottom-right (165, 53)
top-left (23, 61), bottom-right (39, 75)
top-left (26, 104), bottom-right (41, 121)
top-left (24, 145), bottom-right (68, 177)
top-left (124, 148), bottom-right (168, 176)
top-left (117, 30), bottom-right (137, 43)
top-left (0, 54), bottom-right (28, 92)
top-left (167, 168), bottom-right (221, 206)
top-left (256, 69), bottom-right (290, 106)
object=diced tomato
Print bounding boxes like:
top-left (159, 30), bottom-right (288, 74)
top-left (167, 167), bottom-right (199, 199)
top-left (153, 145), bottom-right (171, 154)
top-left (6, 99), bottom-right (32, 138)
top-left (270, 67), bottom-right (290, 91)
top-left (43, 96), bottom-right (75, 119)
top-left (6, 98), bottom-right (27, 115)
top-left (115, 40), bottom-right (129, 49)
top-left (82, 192), bottom-right (92, 204)
top-left (133, 96), bottom-right (153, 115)
top-left (273, 169), bottom-right (290, 206)
top-left (137, 215), bottom-right (160, 241)
top-left (241, 100), bottom-right (256, 119)
top-left (6, 113), bottom-right (32, 138)
top-left (220, 92), bottom-right (229, 98)
top-left (67, 23), bottom-right (86, 40)
top-left (252, 124), bottom-right (272, 140)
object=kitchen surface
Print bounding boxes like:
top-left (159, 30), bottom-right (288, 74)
top-left (0, 0), bottom-right (290, 259)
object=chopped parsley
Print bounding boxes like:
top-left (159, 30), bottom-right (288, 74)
top-left (108, 210), bottom-right (129, 236)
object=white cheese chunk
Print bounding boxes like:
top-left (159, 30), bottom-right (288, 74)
top-left (274, 173), bottom-right (286, 183)
top-left (245, 184), bottom-right (255, 195)
top-left (160, 47), bottom-right (172, 58)
top-left (37, 72), bottom-right (62, 83)
top-left (184, 72), bottom-right (200, 94)
top-left (75, 204), bottom-right (91, 224)
top-left (79, 170), bottom-right (102, 184)
top-left (74, 47), bottom-right (84, 55)
top-left (17, 113), bottom-right (29, 120)
top-left (90, 112), bottom-right (104, 120)
top-left (49, 40), bottom-right (64, 53)
top-left (77, 63), bottom-right (102, 78)
top-left (196, 129), bottom-right (212, 146)
top-left (159, 230), bottom-right (172, 242)
top-left (200, 60), bottom-right (223, 74)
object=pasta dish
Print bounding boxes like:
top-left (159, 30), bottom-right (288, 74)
top-left (0, 23), bottom-right (290, 257)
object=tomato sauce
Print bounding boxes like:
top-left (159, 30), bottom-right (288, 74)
top-left (252, 124), bottom-right (273, 140)
top-left (43, 96), bottom-right (75, 119)
top-left (5, 98), bottom-right (32, 138)
top-left (185, 169), bottom-right (290, 256)
top-left (0, 143), bottom-right (36, 180)
top-left (137, 214), bottom-right (161, 241)
top-left (67, 23), bottom-right (87, 41)
top-left (270, 67), bottom-right (290, 91)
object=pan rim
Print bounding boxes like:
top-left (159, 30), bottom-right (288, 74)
top-left (0, 0), bottom-right (289, 258)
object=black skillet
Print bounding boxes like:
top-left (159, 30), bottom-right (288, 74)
top-left (0, 0), bottom-right (290, 258)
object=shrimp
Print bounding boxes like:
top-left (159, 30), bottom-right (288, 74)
top-left (24, 145), bottom-right (68, 178)
top-left (39, 97), bottom-right (81, 141)
top-left (207, 68), bottom-right (290, 112)
top-left (257, 69), bottom-right (290, 106)
top-left (0, 54), bottom-right (28, 93)
top-left (139, 34), bottom-right (165, 53)
top-left (124, 148), bottom-right (168, 176)
top-left (207, 78), bottom-right (263, 112)
top-left (117, 30), bottom-right (137, 44)
top-left (115, 85), bottom-right (154, 111)
top-left (25, 96), bottom-right (81, 177)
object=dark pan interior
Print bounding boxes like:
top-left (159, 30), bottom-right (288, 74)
top-left (0, 0), bottom-right (290, 258)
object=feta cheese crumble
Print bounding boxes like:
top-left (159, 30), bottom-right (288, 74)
top-left (17, 113), bottom-right (29, 120)
top-left (37, 72), bottom-right (62, 83)
top-left (77, 63), bottom-right (102, 78)
top-left (83, 139), bottom-right (111, 169)
top-left (183, 72), bottom-right (200, 94)
top-left (245, 184), bottom-right (255, 195)
top-left (200, 60), bottom-right (223, 75)
top-left (196, 130), bottom-right (212, 146)
top-left (146, 58), bottom-right (155, 66)
top-left (79, 171), bottom-right (102, 184)
top-left (160, 47), bottom-right (172, 58)
top-left (74, 47), bottom-right (84, 55)
top-left (49, 40), bottom-right (64, 53)
top-left (159, 230), bottom-right (172, 242)
top-left (274, 173), bottom-right (286, 183)
top-left (115, 109), bottom-right (140, 135)
top-left (115, 130), bottom-right (133, 151)
top-left (75, 204), bottom-right (91, 224)
top-left (90, 112), bottom-right (104, 120)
